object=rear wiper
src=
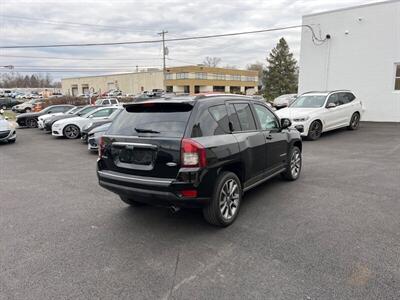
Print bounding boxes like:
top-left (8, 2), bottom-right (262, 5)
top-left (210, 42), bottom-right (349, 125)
top-left (134, 127), bottom-right (160, 134)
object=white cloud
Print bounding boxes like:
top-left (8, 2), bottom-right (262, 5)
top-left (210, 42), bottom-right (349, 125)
top-left (0, 0), bottom-right (385, 79)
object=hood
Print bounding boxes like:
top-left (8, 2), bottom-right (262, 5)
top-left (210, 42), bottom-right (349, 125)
top-left (39, 112), bottom-right (63, 121)
top-left (47, 114), bottom-right (75, 123)
top-left (54, 116), bottom-right (84, 125)
top-left (16, 111), bottom-right (41, 119)
top-left (276, 107), bottom-right (321, 119)
top-left (0, 119), bottom-right (11, 130)
top-left (89, 122), bottom-right (111, 135)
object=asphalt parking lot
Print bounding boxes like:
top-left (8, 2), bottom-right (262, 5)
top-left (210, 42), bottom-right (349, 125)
top-left (1, 123), bottom-right (399, 300)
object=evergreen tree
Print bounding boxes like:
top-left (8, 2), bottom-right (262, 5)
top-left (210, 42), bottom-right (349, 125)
top-left (263, 38), bottom-right (298, 101)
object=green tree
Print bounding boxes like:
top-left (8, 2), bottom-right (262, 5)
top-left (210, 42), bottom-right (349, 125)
top-left (263, 38), bottom-right (298, 101)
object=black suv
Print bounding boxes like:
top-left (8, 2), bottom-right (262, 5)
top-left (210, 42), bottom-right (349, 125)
top-left (97, 95), bottom-right (302, 226)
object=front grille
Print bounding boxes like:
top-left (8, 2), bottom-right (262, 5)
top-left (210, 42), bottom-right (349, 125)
top-left (52, 131), bottom-right (58, 135)
top-left (89, 139), bottom-right (97, 147)
top-left (0, 130), bottom-right (10, 139)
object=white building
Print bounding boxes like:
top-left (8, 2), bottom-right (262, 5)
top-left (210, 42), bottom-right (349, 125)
top-left (299, 0), bottom-right (400, 122)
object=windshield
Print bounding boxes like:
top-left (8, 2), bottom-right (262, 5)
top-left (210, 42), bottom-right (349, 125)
top-left (66, 107), bottom-right (79, 114)
top-left (290, 95), bottom-right (326, 108)
top-left (76, 106), bottom-right (97, 116)
top-left (108, 103), bottom-right (193, 137)
top-left (27, 100), bottom-right (35, 104)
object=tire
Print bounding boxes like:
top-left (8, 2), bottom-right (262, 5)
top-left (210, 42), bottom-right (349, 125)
top-left (347, 112), bottom-right (360, 130)
top-left (307, 120), bottom-right (322, 140)
top-left (63, 124), bottom-right (80, 139)
top-left (24, 107), bottom-right (31, 113)
top-left (203, 171), bottom-right (242, 227)
top-left (119, 195), bottom-right (147, 207)
top-left (281, 146), bottom-right (302, 181)
top-left (26, 118), bottom-right (37, 128)
top-left (1, 105), bottom-right (6, 110)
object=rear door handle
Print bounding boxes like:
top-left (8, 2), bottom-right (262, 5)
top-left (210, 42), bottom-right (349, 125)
top-left (266, 134), bottom-right (272, 140)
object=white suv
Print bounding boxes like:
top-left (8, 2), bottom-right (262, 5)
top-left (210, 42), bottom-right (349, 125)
top-left (276, 90), bottom-right (362, 140)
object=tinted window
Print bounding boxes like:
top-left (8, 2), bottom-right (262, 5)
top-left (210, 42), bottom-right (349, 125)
top-left (91, 108), bottom-right (116, 118)
top-left (108, 104), bottom-right (192, 138)
top-left (341, 92), bottom-right (355, 104)
top-left (191, 104), bottom-right (229, 137)
top-left (233, 103), bottom-right (256, 131)
top-left (110, 99), bottom-right (118, 104)
top-left (326, 93), bottom-right (340, 106)
top-left (79, 106), bottom-right (98, 116)
top-left (254, 104), bottom-right (280, 130)
top-left (291, 95), bottom-right (326, 108)
top-left (227, 104), bottom-right (241, 131)
top-left (49, 106), bottom-right (71, 113)
top-left (103, 100), bottom-right (110, 105)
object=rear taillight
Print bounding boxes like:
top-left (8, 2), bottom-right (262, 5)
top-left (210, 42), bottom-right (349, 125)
top-left (98, 136), bottom-right (106, 158)
top-left (181, 138), bottom-right (206, 168)
top-left (180, 189), bottom-right (198, 198)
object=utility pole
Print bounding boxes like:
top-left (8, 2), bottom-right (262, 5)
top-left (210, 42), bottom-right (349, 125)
top-left (158, 30), bottom-right (168, 72)
top-left (158, 30), bottom-right (168, 91)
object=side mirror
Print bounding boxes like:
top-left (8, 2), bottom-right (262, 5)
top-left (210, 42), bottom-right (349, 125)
top-left (88, 115), bottom-right (94, 118)
top-left (281, 118), bottom-right (292, 129)
top-left (326, 102), bottom-right (336, 109)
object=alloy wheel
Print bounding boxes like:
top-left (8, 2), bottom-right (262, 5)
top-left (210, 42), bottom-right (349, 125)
top-left (27, 119), bottom-right (37, 128)
top-left (290, 149), bottom-right (301, 178)
top-left (64, 125), bottom-right (79, 139)
top-left (351, 114), bottom-right (360, 129)
top-left (310, 121), bottom-right (322, 139)
top-left (219, 179), bottom-right (240, 220)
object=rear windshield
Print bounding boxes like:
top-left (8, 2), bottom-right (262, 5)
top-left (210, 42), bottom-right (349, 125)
top-left (107, 103), bottom-right (193, 137)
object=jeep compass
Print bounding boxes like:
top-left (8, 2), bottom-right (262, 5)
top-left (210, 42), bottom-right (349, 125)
top-left (97, 95), bottom-right (302, 226)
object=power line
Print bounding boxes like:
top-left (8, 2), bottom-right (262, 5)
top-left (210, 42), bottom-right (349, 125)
top-left (0, 54), bottom-right (162, 61)
top-left (0, 24), bottom-right (326, 49)
top-left (1, 15), bottom-right (156, 33)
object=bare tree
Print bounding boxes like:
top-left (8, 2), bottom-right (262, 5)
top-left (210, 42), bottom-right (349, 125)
top-left (246, 62), bottom-right (265, 87)
top-left (202, 56), bottom-right (222, 67)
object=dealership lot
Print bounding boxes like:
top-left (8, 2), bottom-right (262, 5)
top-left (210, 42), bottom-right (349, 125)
top-left (1, 123), bottom-right (399, 299)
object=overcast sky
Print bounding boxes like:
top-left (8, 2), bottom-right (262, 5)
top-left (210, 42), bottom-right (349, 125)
top-left (0, 0), bottom-right (385, 80)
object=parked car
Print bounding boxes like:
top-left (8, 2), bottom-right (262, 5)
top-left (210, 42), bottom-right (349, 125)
top-left (81, 107), bottom-right (123, 142)
top-left (16, 104), bottom-right (74, 128)
top-left (0, 98), bottom-right (19, 110)
top-left (87, 122), bottom-right (111, 151)
top-left (0, 90), bottom-right (12, 98)
top-left (0, 114), bottom-right (16, 143)
top-left (97, 95), bottom-right (302, 227)
top-left (12, 99), bottom-right (44, 113)
top-left (43, 105), bottom-right (102, 132)
top-left (52, 106), bottom-right (119, 139)
top-left (276, 90), bottom-right (362, 140)
top-left (273, 94), bottom-right (297, 110)
top-left (37, 106), bottom-right (78, 130)
top-left (107, 89), bottom-right (123, 97)
top-left (94, 98), bottom-right (119, 106)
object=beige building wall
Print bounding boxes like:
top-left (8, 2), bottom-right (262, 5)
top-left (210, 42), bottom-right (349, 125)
top-left (61, 71), bottom-right (164, 96)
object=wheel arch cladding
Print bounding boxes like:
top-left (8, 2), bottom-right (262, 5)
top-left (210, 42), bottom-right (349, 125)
top-left (293, 140), bottom-right (302, 152)
top-left (218, 162), bottom-right (245, 186)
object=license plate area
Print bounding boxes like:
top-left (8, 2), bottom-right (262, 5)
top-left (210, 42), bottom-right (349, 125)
top-left (112, 142), bottom-right (157, 171)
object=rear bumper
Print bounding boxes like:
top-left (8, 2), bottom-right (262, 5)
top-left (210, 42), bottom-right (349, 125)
top-left (97, 170), bottom-right (210, 208)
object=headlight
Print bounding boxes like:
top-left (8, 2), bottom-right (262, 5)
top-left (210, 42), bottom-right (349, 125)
top-left (84, 123), bottom-right (93, 130)
top-left (293, 116), bottom-right (310, 122)
top-left (53, 123), bottom-right (61, 128)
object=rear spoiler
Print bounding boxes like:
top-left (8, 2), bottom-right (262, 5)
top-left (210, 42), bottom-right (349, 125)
top-left (124, 101), bottom-right (194, 113)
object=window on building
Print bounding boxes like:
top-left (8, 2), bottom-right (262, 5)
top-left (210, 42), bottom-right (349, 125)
top-left (231, 75), bottom-right (241, 81)
top-left (195, 72), bottom-right (207, 79)
top-left (176, 72), bottom-right (189, 79)
top-left (213, 86), bottom-right (225, 92)
top-left (214, 74), bottom-right (226, 80)
top-left (165, 73), bottom-right (173, 80)
top-left (243, 76), bottom-right (255, 82)
top-left (395, 64), bottom-right (400, 91)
